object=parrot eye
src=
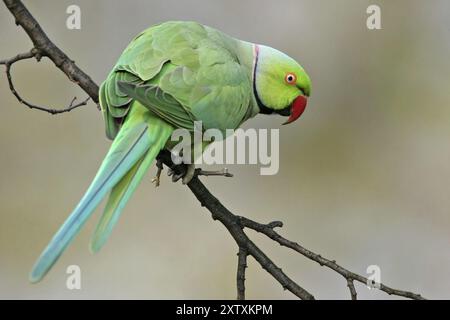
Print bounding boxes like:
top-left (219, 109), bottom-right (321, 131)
top-left (285, 73), bottom-right (297, 85)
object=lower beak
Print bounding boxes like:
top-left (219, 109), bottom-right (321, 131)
top-left (282, 95), bottom-right (308, 125)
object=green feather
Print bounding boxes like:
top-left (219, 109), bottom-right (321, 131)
top-left (117, 81), bottom-right (195, 131)
top-left (30, 104), bottom-right (173, 283)
top-left (104, 21), bottom-right (256, 137)
top-left (90, 113), bottom-right (172, 253)
top-left (30, 20), bottom-right (312, 282)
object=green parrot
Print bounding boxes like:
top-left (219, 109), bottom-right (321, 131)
top-left (30, 21), bottom-right (311, 283)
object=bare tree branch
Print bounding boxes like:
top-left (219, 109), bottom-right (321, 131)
top-left (161, 152), bottom-right (314, 300)
top-left (237, 248), bottom-right (248, 300)
top-left (0, 49), bottom-right (90, 114)
top-left (2, 0), bottom-right (99, 114)
top-left (238, 216), bottom-right (424, 300)
top-left (347, 279), bottom-right (357, 300)
top-left (1, 0), bottom-right (426, 300)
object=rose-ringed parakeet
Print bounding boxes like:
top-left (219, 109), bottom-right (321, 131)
top-left (30, 21), bottom-right (311, 282)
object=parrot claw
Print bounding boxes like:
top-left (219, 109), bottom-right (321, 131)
top-left (182, 164), bottom-right (196, 184)
top-left (151, 158), bottom-right (164, 187)
top-left (167, 163), bottom-right (196, 184)
top-left (171, 171), bottom-right (184, 182)
top-left (151, 176), bottom-right (160, 187)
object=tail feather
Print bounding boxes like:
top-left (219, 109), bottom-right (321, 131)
top-left (30, 122), bottom-right (150, 283)
top-left (90, 124), bottom-right (171, 253)
top-left (30, 102), bottom-right (174, 283)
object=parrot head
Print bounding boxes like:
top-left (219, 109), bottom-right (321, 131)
top-left (253, 45), bottom-right (311, 125)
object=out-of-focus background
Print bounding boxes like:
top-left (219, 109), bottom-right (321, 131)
top-left (1, 0), bottom-right (449, 299)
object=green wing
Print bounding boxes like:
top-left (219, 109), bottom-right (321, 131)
top-left (118, 80), bottom-right (196, 131)
top-left (100, 21), bottom-right (254, 139)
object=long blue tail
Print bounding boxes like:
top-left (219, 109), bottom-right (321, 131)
top-left (30, 105), bottom-right (173, 283)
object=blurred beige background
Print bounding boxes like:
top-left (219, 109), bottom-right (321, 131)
top-left (1, 0), bottom-right (449, 299)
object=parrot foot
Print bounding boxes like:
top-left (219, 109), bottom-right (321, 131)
top-left (167, 163), bottom-right (196, 185)
top-left (151, 158), bottom-right (164, 187)
top-left (195, 168), bottom-right (234, 178)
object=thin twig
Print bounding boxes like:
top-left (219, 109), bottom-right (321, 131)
top-left (0, 49), bottom-right (38, 65)
top-left (0, 51), bottom-right (90, 114)
top-left (347, 279), bottom-right (357, 300)
top-left (2, 0), bottom-right (99, 110)
top-left (238, 216), bottom-right (425, 300)
top-left (194, 168), bottom-right (234, 178)
top-left (157, 151), bottom-right (315, 300)
top-left (237, 247), bottom-right (248, 300)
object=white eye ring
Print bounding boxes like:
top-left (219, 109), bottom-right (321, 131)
top-left (285, 73), bottom-right (297, 85)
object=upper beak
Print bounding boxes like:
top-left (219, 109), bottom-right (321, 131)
top-left (282, 95), bottom-right (308, 125)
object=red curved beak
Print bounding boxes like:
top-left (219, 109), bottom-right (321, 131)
top-left (282, 95), bottom-right (308, 125)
